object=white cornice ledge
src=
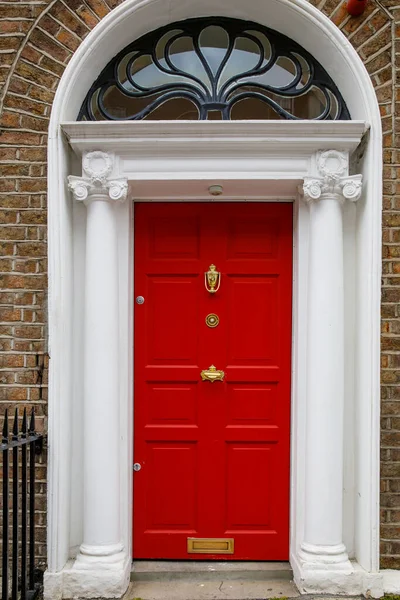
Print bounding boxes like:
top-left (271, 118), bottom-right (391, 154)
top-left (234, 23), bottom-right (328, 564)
top-left (62, 120), bottom-right (368, 158)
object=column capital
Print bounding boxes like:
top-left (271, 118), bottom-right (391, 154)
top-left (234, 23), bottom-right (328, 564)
top-left (68, 150), bottom-right (128, 204)
top-left (302, 150), bottom-right (362, 204)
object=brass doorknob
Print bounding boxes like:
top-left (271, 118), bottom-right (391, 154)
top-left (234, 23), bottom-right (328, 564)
top-left (201, 365), bottom-right (225, 383)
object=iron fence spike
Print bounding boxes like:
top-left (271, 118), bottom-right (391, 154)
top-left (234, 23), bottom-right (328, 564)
top-left (22, 408), bottom-right (27, 437)
top-left (2, 408), bottom-right (9, 441)
top-left (12, 408), bottom-right (19, 440)
top-left (29, 408), bottom-right (35, 434)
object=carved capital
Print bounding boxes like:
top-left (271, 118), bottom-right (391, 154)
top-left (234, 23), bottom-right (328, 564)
top-left (68, 151), bottom-right (128, 204)
top-left (302, 150), bottom-right (362, 204)
top-left (107, 179), bottom-right (128, 201)
top-left (303, 179), bottom-right (324, 201)
top-left (340, 175), bottom-right (363, 202)
top-left (303, 175), bottom-right (362, 204)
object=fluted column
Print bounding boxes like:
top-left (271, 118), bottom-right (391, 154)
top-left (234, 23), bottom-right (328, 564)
top-left (68, 152), bottom-right (128, 570)
top-left (300, 150), bottom-right (362, 570)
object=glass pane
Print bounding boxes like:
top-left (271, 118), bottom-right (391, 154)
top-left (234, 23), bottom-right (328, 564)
top-left (90, 88), bottom-right (106, 120)
top-left (245, 30), bottom-right (272, 62)
top-left (168, 36), bottom-right (210, 89)
top-left (245, 56), bottom-right (297, 88)
top-left (293, 52), bottom-right (311, 89)
top-left (219, 36), bottom-right (264, 90)
top-left (230, 97), bottom-right (281, 120)
top-left (102, 86), bottom-right (165, 119)
top-left (292, 86), bottom-right (327, 119)
top-left (227, 85), bottom-right (328, 119)
top-left (143, 97), bottom-right (199, 120)
top-left (198, 26), bottom-right (230, 75)
top-left (327, 89), bottom-right (339, 119)
top-left (155, 29), bottom-right (183, 62)
top-left (128, 50), bottom-right (205, 91)
top-left (117, 51), bottom-right (138, 91)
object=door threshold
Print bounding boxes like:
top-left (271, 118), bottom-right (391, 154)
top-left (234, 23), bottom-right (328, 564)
top-left (131, 560), bottom-right (293, 582)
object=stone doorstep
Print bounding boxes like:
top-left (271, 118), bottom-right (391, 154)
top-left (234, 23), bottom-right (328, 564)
top-left (124, 580), bottom-right (366, 600)
top-left (127, 560), bottom-right (298, 600)
top-left (124, 579), bottom-right (299, 599)
top-left (131, 560), bottom-right (294, 582)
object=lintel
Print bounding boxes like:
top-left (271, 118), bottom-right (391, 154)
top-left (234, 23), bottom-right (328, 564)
top-left (62, 120), bottom-right (367, 200)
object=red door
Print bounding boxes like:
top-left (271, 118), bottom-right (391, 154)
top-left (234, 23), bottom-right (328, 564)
top-left (133, 203), bottom-right (292, 560)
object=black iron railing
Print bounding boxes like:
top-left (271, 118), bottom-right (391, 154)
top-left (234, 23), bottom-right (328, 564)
top-left (1, 409), bottom-right (43, 600)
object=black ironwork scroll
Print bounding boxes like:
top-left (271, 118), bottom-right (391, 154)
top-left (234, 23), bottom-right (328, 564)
top-left (78, 17), bottom-right (350, 122)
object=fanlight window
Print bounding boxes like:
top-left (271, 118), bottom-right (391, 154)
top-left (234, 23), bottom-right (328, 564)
top-left (78, 17), bottom-right (350, 121)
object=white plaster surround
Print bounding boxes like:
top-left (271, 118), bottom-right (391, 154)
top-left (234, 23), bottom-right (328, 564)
top-left (45, 0), bottom-right (388, 598)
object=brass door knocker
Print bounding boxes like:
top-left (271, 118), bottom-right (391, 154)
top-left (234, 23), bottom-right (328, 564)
top-left (205, 264), bottom-right (221, 294)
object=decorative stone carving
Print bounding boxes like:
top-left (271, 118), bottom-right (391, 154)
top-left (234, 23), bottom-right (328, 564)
top-left (68, 151), bottom-right (128, 203)
top-left (341, 177), bottom-right (363, 201)
top-left (83, 150), bottom-right (113, 185)
top-left (317, 150), bottom-right (348, 180)
top-left (303, 179), bottom-right (324, 200)
top-left (303, 150), bottom-right (362, 203)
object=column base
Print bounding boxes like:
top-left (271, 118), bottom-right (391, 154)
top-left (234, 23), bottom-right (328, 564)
top-left (298, 541), bottom-right (351, 569)
top-left (44, 551), bottom-right (131, 599)
top-left (291, 552), bottom-right (384, 597)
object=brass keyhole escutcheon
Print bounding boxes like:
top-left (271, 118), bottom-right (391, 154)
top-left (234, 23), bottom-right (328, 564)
top-left (206, 313), bottom-right (219, 328)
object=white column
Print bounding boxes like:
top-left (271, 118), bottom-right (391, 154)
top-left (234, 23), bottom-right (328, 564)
top-left (300, 151), bottom-right (362, 571)
top-left (68, 152), bottom-right (130, 597)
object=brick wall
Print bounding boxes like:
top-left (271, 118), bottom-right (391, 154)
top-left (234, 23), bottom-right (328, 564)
top-left (0, 0), bottom-right (398, 568)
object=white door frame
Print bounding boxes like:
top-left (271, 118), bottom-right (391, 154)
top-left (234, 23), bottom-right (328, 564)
top-left (44, 119), bottom-right (382, 599)
top-left (45, 0), bottom-right (384, 598)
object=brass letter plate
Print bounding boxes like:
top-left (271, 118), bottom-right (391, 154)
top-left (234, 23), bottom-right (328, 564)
top-left (187, 537), bottom-right (234, 554)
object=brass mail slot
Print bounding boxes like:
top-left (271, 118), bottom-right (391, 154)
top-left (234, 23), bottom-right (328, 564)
top-left (187, 537), bottom-right (234, 554)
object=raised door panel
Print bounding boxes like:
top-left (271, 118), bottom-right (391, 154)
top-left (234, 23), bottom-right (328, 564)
top-left (149, 217), bottom-right (200, 260)
top-left (226, 443), bottom-right (274, 530)
top-left (145, 443), bottom-right (198, 532)
top-left (146, 384), bottom-right (198, 426)
top-left (227, 384), bottom-right (277, 426)
top-left (227, 217), bottom-right (281, 260)
top-left (146, 277), bottom-right (199, 365)
top-left (227, 276), bottom-right (280, 365)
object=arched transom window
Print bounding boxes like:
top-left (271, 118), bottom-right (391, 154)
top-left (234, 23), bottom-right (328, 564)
top-left (78, 17), bottom-right (350, 121)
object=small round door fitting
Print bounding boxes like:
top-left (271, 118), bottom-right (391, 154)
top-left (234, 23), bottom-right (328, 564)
top-left (206, 313), bottom-right (219, 328)
top-left (136, 296), bottom-right (145, 304)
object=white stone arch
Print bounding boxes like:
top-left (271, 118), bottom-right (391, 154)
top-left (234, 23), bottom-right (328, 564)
top-left (46, 1), bottom-right (383, 598)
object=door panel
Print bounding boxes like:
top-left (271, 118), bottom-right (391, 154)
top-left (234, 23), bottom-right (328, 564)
top-left (228, 276), bottom-right (280, 363)
top-left (147, 277), bottom-right (199, 362)
top-left (145, 443), bottom-right (198, 530)
top-left (133, 202), bottom-right (292, 560)
top-left (226, 444), bottom-right (274, 528)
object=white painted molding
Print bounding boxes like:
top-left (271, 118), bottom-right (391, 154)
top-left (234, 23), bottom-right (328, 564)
top-left (61, 122), bottom-right (368, 199)
top-left (68, 151), bottom-right (128, 203)
top-left (46, 0), bottom-right (383, 597)
top-left (62, 120), bottom-right (367, 156)
top-left (303, 150), bottom-right (362, 204)
top-left (303, 176), bottom-right (363, 203)
top-left (317, 149), bottom-right (348, 179)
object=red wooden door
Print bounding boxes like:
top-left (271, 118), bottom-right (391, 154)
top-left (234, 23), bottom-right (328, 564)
top-left (133, 203), bottom-right (292, 560)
